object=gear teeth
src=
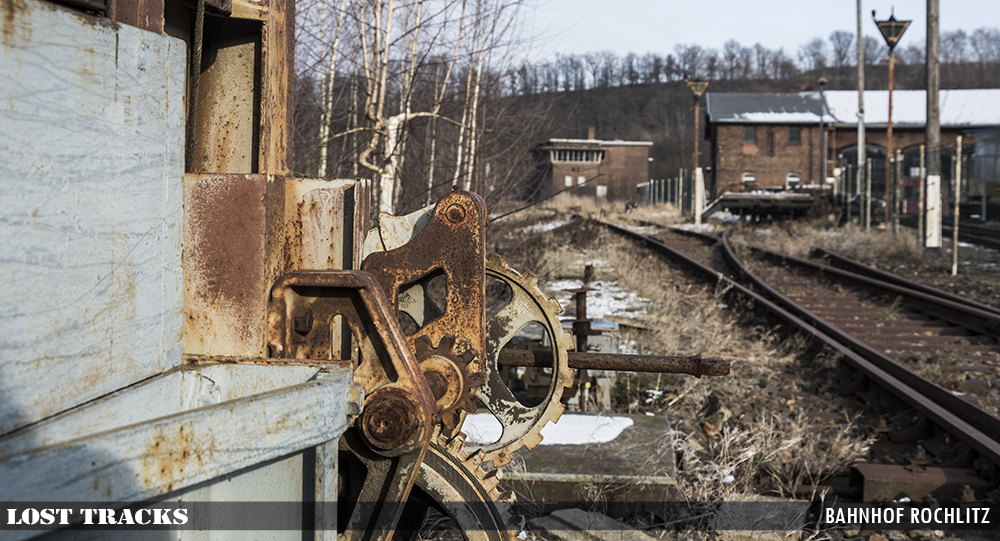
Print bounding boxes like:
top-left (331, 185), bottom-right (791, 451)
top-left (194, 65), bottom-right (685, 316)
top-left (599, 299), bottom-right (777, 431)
top-left (465, 448), bottom-right (486, 469)
top-left (522, 430), bottom-right (544, 451)
top-left (413, 335), bottom-right (433, 358)
top-left (487, 253), bottom-right (508, 269)
top-left (483, 255), bottom-right (574, 474)
top-left (445, 432), bottom-right (467, 454)
top-left (438, 334), bottom-right (456, 351)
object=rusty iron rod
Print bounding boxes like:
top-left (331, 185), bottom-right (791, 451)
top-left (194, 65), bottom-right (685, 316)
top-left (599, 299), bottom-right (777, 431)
top-left (498, 349), bottom-right (731, 378)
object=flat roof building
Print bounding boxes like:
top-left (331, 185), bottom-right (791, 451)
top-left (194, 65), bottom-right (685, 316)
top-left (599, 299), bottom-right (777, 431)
top-left (531, 128), bottom-right (652, 202)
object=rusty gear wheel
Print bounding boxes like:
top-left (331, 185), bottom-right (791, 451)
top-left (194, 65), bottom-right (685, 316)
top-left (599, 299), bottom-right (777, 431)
top-left (414, 334), bottom-right (484, 437)
top-left (472, 254), bottom-right (573, 467)
top-left (398, 429), bottom-right (518, 541)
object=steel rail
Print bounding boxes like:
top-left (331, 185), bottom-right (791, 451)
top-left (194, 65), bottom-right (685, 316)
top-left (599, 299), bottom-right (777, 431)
top-left (812, 246), bottom-right (1000, 317)
top-left (741, 241), bottom-right (1000, 339)
top-left (719, 230), bottom-right (1000, 466)
top-left (595, 220), bottom-right (1000, 467)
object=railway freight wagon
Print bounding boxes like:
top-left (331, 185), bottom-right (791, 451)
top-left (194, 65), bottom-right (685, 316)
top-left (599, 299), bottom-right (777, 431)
top-left (0, 0), bottom-right (587, 537)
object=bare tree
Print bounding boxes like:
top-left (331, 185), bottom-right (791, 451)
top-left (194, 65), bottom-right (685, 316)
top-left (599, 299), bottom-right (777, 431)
top-left (970, 27), bottom-right (1000, 64)
top-left (722, 39), bottom-right (742, 79)
top-left (798, 37), bottom-right (829, 71)
top-left (863, 35), bottom-right (887, 67)
top-left (942, 29), bottom-right (969, 64)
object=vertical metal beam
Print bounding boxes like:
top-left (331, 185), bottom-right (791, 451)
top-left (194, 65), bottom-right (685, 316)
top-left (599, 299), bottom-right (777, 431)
top-left (886, 47), bottom-right (896, 227)
top-left (926, 0), bottom-right (942, 248)
top-left (952, 136), bottom-right (962, 276)
top-left (919, 144), bottom-right (926, 241)
top-left (259, 0), bottom-right (295, 175)
top-left (857, 0), bottom-right (868, 228)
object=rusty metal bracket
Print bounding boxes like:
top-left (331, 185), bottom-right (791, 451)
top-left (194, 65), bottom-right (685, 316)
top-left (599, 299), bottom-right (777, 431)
top-left (267, 270), bottom-right (436, 455)
top-left (267, 270), bottom-right (439, 540)
top-left (362, 190), bottom-right (488, 434)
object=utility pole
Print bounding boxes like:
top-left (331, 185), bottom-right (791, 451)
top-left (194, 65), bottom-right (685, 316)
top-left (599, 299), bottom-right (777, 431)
top-left (874, 9), bottom-right (911, 231)
top-left (952, 135), bottom-right (962, 275)
top-left (819, 77), bottom-right (829, 186)
top-left (926, 0), bottom-right (942, 248)
top-left (685, 79), bottom-right (709, 224)
top-left (857, 0), bottom-right (868, 229)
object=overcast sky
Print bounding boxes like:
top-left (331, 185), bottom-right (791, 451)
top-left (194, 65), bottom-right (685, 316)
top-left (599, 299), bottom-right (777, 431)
top-left (525, 1), bottom-right (997, 60)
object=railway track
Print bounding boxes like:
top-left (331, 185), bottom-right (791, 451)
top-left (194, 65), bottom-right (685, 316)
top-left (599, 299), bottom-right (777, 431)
top-left (900, 216), bottom-right (1000, 250)
top-left (599, 220), bottom-right (1000, 501)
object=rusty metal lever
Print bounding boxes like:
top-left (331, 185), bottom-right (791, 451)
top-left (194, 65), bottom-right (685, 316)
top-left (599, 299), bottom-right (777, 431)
top-left (497, 350), bottom-right (731, 378)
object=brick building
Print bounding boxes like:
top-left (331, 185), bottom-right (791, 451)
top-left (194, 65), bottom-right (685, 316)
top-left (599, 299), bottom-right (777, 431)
top-left (706, 89), bottom-right (1000, 202)
top-left (531, 128), bottom-right (652, 201)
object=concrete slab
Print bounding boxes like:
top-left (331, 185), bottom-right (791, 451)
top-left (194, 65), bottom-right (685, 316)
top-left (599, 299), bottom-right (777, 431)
top-left (501, 413), bottom-right (677, 503)
top-left (528, 508), bottom-right (658, 541)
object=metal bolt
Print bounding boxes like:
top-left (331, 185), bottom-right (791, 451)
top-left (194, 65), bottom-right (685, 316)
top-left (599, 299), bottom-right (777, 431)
top-left (446, 204), bottom-right (466, 224)
top-left (359, 391), bottom-right (418, 451)
top-left (292, 308), bottom-right (314, 336)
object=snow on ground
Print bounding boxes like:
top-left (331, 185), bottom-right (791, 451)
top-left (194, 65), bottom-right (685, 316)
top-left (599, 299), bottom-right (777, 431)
top-left (547, 277), bottom-right (653, 319)
top-left (673, 223), bottom-right (717, 232)
top-left (620, 224), bottom-right (658, 235)
top-left (519, 220), bottom-right (568, 235)
top-left (463, 413), bottom-right (634, 446)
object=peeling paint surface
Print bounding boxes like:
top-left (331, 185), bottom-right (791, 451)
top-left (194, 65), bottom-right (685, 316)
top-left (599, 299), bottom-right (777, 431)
top-left (0, 0), bottom-right (185, 435)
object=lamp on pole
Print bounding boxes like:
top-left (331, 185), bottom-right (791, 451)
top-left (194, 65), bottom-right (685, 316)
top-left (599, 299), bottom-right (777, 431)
top-left (874, 9), bottom-right (911, 229)
top-left (685, 78), bottom-right (710, 223)
top-left (685, 78), bottom-right (710, 171)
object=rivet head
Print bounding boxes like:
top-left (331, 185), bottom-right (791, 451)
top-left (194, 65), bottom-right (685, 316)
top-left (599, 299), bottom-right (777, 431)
top-left (446, 204), bottom-right (466, 223)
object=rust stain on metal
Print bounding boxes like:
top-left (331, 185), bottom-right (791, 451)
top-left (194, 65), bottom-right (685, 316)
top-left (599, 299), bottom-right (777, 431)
top-left (266, 270), bottom-right (436, 456)
top-left (361, 191), bottom-right (488, 433)
top-left (185, 174), bottom-right (264, 312)
top-left (1, 0), bottom-right (28, 49)
top-left (184, 174), bottom-right (271, 356)
top-left (0, 0), bottom-right (31, 58)
top-left (143, 423), bottom-right (199, 493)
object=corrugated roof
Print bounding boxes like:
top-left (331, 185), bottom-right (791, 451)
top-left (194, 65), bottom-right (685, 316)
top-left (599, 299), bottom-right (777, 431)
top-left (707, 89), bottom-right (1000, 128)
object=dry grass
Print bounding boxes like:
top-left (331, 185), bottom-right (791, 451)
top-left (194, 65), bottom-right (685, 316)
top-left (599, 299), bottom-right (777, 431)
top-left (729, 220), bottom-right (929, 266)
top-left (500, 218), bottom-right (874, 508)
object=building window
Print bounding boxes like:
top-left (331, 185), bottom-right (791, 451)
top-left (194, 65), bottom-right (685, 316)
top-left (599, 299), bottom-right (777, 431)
top-left (743, 126), bottom-right (756, 143)
top-left (578, 176), bottom-right (586, 185)
top-left (786, 173), bottom-right (801, 188)
top-left (767, 127), bottom-right (775, 156)
top-left (550, 149), bottom-right (605, 163)
top-left (788, 126), bottom-right (801, 144)
top-left (564, 175), bottom-right (573, 187)
top-left (596, 185), bottom-right (608, 199)
top-left (741, 172), bottom-right (756, 183)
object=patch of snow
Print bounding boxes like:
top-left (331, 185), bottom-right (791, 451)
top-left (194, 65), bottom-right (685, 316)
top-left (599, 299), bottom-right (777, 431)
top-left (520, 220), bottom-right (568, 235)
top-left (620, 339), bottom-right (639, 355)
top-left (547, 278), bottom-right (653, 319)
top-left (674, 223), bottom-right (716, 232)
top-left (621, 224), bottom-right (658, 235)
top-left (463, 413), bottom-right (634, 446)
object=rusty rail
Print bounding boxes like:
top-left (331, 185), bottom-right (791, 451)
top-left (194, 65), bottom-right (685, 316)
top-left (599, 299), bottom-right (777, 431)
top-left (718, 230), bottom-right (1000, 467)
top-left (595, 219), bottom-right (1000, 469)
top-left (498, 350), bottom-right (731, 378)
top-left (813, 245), bottom-right (1000, 317)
